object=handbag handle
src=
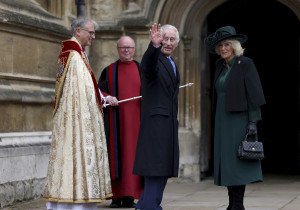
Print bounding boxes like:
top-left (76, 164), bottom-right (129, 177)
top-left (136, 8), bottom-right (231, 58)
top-left (244, 133), bottom-right (258, 142)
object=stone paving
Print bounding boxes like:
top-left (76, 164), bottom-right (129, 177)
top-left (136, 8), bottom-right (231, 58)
top-left (2, 174), bottom-right (300, 210)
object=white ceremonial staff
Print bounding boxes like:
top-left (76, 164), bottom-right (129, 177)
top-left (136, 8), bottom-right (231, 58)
top-left (103, 82), bottom-right (194, 107)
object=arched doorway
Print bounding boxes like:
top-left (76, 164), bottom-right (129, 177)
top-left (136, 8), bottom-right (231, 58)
top-left (206, 0), bottom-right (300, 174)
top-left (154, 0), bottom-right (300, 180)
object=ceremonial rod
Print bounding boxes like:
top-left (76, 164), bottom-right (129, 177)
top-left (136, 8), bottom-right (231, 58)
top-left (103, 83), bottom-right (193, 108)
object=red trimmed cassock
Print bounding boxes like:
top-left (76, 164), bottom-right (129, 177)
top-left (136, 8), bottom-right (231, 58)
top-left (98, 60), bottom-right (143, 199)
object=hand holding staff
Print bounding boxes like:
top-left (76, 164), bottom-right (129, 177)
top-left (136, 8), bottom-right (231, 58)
top-left (103, 83), bottom-right (194, 108)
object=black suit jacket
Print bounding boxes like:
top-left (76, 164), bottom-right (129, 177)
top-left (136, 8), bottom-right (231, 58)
top-left (133, 43), bottom-right (180, 177)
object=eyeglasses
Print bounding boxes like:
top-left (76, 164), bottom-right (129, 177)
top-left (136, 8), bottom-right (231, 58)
top-left (118, 47), bottom-right (135, 51)
top-left (81, 28), bottom-right (96, 36)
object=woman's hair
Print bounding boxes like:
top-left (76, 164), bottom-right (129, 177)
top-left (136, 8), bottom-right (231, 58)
top-left (70, 18), bottom-right (98, 35)
top-left (161, 24), bottom-right (180, 44)
top-left (215, 39), bottom-right (245, 56)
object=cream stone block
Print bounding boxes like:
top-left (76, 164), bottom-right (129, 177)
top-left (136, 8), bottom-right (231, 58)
top-left (91, 38), bottom-right (119, 79)
top-left (23, 104), bottom-right (53, 131)
top-left (180, 164), bottom-right (200, 183)
top-left (0, 104), bottom-right (24, 132)
top-left (90, 0), bottom-right (122, 20)
top-left (0, 103), bottom-right (52, 132)
top-left (178, 128), bottom-right (200, 182)
top-left (13, 35), bottom-right (39, 75)
top-left (0, 155), bottom-right (35, 184)
top-left (35, 152), bottom-right (50, 179)
top-left (135, 37), bottom-right (151, 62)
top-left (0, 33), bottom-right (13, 73)
top-left (179, 128), bottom-right (200, 164)
top-left (0, 132), bottom-right (52, 183)
top-left (37, 41), bottom-right (61, 78)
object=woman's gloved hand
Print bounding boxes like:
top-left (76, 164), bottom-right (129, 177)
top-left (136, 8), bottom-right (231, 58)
top-left (247, 121), bottom-right (257, 135)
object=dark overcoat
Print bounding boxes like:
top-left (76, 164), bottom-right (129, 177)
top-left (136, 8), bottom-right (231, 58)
top-left (213, 56), bottom-right (266, 186)
top-left (214, 56), bottom-right (266, 111)
top-left (133, 43), bottom-right (180, 177)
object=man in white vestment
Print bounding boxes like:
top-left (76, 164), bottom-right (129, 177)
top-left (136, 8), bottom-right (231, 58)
top-left (43, 17), bottom-right (112, 210)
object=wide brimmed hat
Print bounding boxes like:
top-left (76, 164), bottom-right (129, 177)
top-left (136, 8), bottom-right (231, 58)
top-left (205, 26), bottom-right (248, 53)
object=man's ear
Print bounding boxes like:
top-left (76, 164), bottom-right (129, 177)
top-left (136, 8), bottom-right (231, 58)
top-left (75, 27), bottom-right (81, 37)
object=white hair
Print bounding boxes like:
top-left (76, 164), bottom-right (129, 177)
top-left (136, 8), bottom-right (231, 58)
top-left (161, 24), bottom-right (180, 44)
top-left (215, 39), bottom-right (245, 56)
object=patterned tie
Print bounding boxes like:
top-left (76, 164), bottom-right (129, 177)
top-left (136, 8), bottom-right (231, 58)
top-left (168, 56), bottom-right (176, 76)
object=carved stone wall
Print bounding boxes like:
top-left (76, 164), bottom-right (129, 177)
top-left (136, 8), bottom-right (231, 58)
top-left (0, 1), bottom-right (70, 206)
top-left (0, 132), bottom-right (51, 207)
top-left (90, 0), bottom-right (122, 21)
top-left (0, 0), bottom-right (74, 132)
top-left (1, 0), bottom-right (300, 207)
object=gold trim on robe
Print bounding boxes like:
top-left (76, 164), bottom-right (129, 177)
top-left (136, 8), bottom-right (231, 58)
top-left (43, 39), bottom-right (112, 203)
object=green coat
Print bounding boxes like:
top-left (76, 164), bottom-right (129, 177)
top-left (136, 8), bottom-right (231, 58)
top-left (213, 57), bottom-right (263, 186)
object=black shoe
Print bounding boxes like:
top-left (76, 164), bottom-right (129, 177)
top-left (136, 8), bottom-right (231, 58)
top-left (109, 199), bottom-right (122, 208)
top-left (122, 197), bottom-right (136, 208)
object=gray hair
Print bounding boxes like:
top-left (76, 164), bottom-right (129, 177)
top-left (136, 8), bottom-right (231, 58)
top-left (161, 24), bottom-right (180, 44)
top-left (71, 18), bottom-right (98, 35)
top-left (215, 39), bottom-right (245, 56)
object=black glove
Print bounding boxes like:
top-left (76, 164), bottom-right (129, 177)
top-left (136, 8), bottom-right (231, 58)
top-left (247, 121), bottom-right (257, 135)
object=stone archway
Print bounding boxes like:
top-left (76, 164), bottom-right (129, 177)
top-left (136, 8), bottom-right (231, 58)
top-left (205, 0), bottom-right (300, 174)
top-left (152, 0), bottom-right (300, 179)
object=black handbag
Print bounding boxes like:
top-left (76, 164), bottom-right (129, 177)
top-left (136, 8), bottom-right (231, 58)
top-left (238, 133), bottom-right (264, 160)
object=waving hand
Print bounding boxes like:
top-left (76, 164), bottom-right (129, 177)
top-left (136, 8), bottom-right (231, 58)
top-left (150, 23), bottom-right (163, 47)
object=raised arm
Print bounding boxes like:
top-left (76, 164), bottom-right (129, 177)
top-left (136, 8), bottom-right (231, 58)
top-left (150, 23), bottom-right (163, 47)
top-left (140, 23), bottom-right (163, 75)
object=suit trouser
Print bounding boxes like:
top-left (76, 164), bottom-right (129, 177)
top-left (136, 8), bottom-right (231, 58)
top-left (136, 176), bottom-right (168, 210)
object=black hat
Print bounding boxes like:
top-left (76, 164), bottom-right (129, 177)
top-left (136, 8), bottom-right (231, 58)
top-left (205, 26), bottom-right (248, 53)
